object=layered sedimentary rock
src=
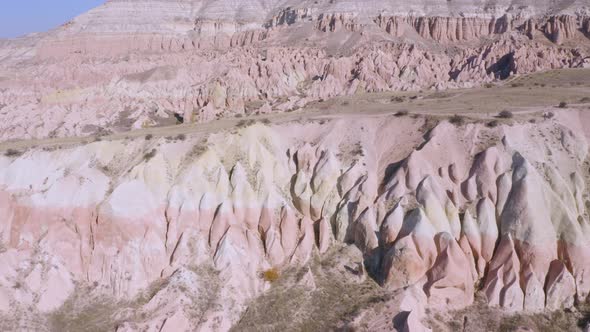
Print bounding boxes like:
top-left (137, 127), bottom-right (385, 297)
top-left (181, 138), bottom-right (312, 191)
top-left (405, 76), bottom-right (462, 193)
top-left (0, 109), bottom-right (589, 330)
top-left (1, 38), bottom-right (588, 140)
top-left (1, 2), bottom-right (590, 329)
top-left (375, 14), bottom-right (513, 42)
top-left (376, 13), bottom-right (590, 45)
top-left (0, 1), bottom-right (589, 141)
top-left (544, 15), bottom-right (580, 44)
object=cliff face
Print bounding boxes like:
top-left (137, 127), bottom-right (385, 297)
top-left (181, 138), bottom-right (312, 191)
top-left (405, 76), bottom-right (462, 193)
top-left (0, 2), bottom-right (588, 143)
top-left (0, 110), bottom-right (589, 330)
top-left (375, 14), bottom-right (590, 45)
top-left (1, 1), bottom-right (590, 330)
top-left (0, 39), bottom-right (587, 141)
top-left (375, 15), bottom-right (512, 42)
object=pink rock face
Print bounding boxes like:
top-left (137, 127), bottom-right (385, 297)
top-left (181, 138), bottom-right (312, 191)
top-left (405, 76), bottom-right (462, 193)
top-left (0, 110), bottom-right (588, 329)
top-left (0, 2), bottom-right (589, 140)
top-left (424, 232), bottom-right (474, 309)
top-left (1, 1), bottom-right (590, 330)
top-left (375, 15), bottom-right (512, 42)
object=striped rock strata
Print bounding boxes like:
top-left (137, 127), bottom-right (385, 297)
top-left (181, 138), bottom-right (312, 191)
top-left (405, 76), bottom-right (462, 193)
top-left (0, 110), bottom-right (589, 330)
top-left (1, 1), bottom-right (590, 141)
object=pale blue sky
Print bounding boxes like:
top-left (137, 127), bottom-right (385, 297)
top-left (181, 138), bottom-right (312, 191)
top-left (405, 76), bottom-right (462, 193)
top-left (0, 1), bottom-right (106, 38)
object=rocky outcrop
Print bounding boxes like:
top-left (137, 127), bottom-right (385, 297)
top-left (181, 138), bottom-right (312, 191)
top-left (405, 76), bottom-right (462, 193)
top-left (2, 37), bottom-right (588, 141)
top-left (0, 2), bottom-right (589, 142)
top-left (1, 1), bottom-right (590, 330)
top-left (544, 15), bottom-right (579, 45)
top-left (0, 110), bottom-right (588, 329)
top-left (315, 13), bottom-right (361, 32)
top-left (267, 7), bottom-right (315, 28)
top-left (375, 15), bottom-right (513, 42)
top-left (376, 13), bottom-right (590, 44)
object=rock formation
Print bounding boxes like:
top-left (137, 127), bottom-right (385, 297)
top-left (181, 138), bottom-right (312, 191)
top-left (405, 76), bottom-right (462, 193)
top-left (0, 108), bottom-right (589, 330)
top-left (0, 1), bottom-right (589, 141)
top-left (0, 0), bottom-right (590, 331)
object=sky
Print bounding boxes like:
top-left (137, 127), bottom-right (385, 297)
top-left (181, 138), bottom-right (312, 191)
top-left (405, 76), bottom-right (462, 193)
top-left (0, 1), bottom-right (106, 38)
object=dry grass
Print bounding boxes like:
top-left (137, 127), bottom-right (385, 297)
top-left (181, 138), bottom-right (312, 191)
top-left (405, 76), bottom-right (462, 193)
top-left (449, 114), bottom-right (466, 125)
top-left (261, 268), bottom-right (280, 283)
top-left (47, 266), bottom-right (221, 332)
top-left (237, 119), bottom-right (256, 128)
top-left (232, 245), bottom-right (382, 332)
top-left (4, 149), bottom-right (22, 157)
top-left (48, 291), bottom-right (121, 332)
top-left (429, 295), bottom-right (590, 332)
top-left (486, 120), bottom-right (500, 128)
top-left (144, 148), bottom-right (157, 161)
top-left (497, 110), bottom-right (513, 119)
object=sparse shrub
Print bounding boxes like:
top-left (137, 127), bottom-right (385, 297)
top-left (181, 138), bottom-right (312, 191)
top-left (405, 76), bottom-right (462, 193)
top-left (341, 101), bottom-right (350, 106)
top-left (558, 101), bottom-right (568, 108)
top-left (394, 110), bottom-right (409, 117)
top-left (529, 119), bottom-right (537, 124)
top-left (237, 119), bottom-right (256, 128)
top-left (173, 112), bottom-right (184, 124)
top-left (4, 149), bottom-right (22, 157)
top-left (175, 134), bottom-right (186, 141)
top-left (352, 142), bottom-right (364, 157)
top-left (497, 110), bottom-right (513, 119)
top-left (544, 112), bottom-right (555, 119)
top-left (261, 118), bottom-right (271, 125)
top-left (261, 268), bottom-right (280, 283)
top-left (580, 97), bottom-right (590, 103)
top-left (484, 83), bottom-right (494, 88)
top-left (486, 120), bottom-right (499, 128)
top-left (449, 114), bottom-right (465, 125)
top-left (144, 149), bottom-right (157, 161)
top-left (145, 134), bottom-right (153, 140)
top-left (510, 82), bottom-right (524, 88)
top-left (390, 96), bottom-right (404, 103)
top-left (235, 114), bottom-right (243, 118)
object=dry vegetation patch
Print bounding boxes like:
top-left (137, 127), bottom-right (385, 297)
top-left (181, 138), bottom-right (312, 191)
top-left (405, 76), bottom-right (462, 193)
top-left (4, 149), bottom-right (22, 157)
top-left (232, 245), bottom-right (383, 331)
